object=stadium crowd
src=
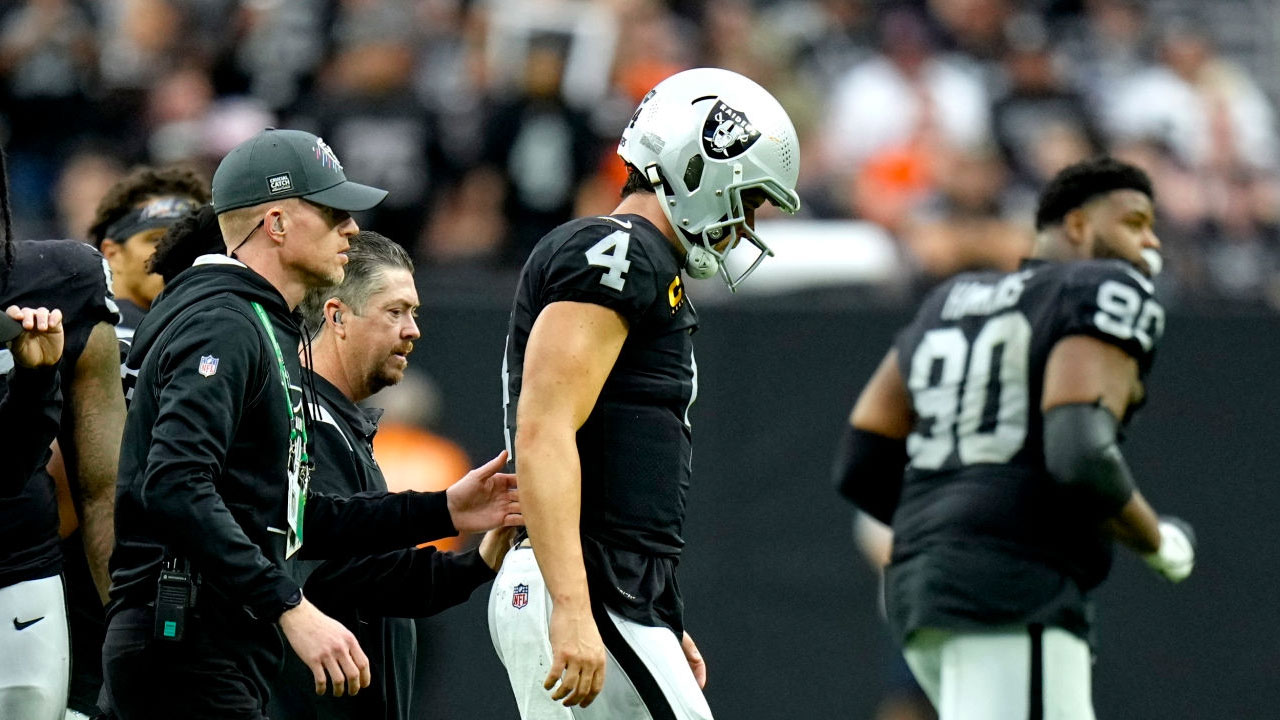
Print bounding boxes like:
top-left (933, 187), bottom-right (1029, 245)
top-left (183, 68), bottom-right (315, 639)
top-left (3, 0), bottom-right (1280, 310)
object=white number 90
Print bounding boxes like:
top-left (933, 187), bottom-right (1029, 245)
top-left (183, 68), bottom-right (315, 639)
top-left (1093, 280), bottom-right (1164, 352)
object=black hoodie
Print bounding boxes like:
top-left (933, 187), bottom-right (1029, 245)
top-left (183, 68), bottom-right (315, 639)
top-left (109, 255), bottom-right (457, 699)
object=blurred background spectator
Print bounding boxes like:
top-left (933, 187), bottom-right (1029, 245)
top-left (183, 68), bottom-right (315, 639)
top-left (3, 0), bottom-right (1280, 304)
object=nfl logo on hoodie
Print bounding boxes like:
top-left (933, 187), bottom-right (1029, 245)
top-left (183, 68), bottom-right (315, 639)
top-left (198, 355), bottom-right (219, 377)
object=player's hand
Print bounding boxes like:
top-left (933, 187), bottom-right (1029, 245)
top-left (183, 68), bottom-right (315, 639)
top-left (279, 597), bottom-right (371, 697)
top-left (478, 526), bottom-right (519, 572)
top-left (545, 604), bottom-right (606, 707)
top-left (682, 631), bottom-right (707, 689)
top-left (1143, 516), bottom-right (1195, 583)
top-left (445, 450), bottom-right (521, 533)
top-left (6, 306), bottom-right (64, 368)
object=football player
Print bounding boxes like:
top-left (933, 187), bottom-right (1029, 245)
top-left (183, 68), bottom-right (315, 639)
top-left (834, 157), bottom-right (1195, 719)
top-left (0, 148), bottom-right (125, 719)
top-left (490, 68), bottom-right (800, 719)
top-left (39, 166), bottom-right (209, 717)
top-left (86, 165), bottom-right (208, 360)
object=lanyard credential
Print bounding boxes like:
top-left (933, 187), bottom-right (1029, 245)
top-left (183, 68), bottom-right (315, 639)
top-left (250, 301), bottom-right (309, 556)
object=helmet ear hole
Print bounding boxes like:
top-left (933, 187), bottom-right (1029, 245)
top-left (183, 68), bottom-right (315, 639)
top-left (683, 155), bottom-right (704, 192)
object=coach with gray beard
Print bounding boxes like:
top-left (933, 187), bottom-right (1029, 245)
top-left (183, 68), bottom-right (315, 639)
top-left (268, 231), bottom-right (518, 720)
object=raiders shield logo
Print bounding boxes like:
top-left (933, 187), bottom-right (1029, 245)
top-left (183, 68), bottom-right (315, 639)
top-left (702, 100), bottom-right (761, 160)
top-left (512, 583), bottom-right (529, 609)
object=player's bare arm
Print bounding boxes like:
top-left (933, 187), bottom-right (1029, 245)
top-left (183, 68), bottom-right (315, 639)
top-left (851, 349), bottom-right (913, 439)
top-left (1042, 334), bottom-right (1161, 553)
top-left (834, 349), bottom-right (912, 525)
top-left (516, 299), bottom-right (628, 708)
top-left (63, 320), bottom-right (125, 603)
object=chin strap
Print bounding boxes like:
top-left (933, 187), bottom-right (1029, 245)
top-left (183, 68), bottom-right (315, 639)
top-left (685, 245), bottom-right (718, 278)
top-left (646, 164), bottom-right (722, 280)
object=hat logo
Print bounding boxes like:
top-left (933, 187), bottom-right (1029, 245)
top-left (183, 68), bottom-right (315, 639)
top-left (268, 173), bottom-right (293, 194)
top-left (701, 100), bottom-right (760, 160)
top-left (314, 138), bottom-right (343, 173)
top-left (140, 196), bottom-right (199, 220)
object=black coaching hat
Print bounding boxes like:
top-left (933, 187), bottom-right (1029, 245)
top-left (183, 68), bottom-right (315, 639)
top-left (212, 128), bottom-right (387, 214)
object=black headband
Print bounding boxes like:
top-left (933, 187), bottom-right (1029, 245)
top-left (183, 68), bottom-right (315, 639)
top-left (102, 196), bottom-right (203, 246)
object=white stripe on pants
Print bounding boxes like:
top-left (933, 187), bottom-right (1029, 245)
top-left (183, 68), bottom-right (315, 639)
top-left (488, 547), bottom-right (713, 720)
top-left (903, 626), bottom-right (1096, 720)
top-left (0, 575), bottom-right (70, 720)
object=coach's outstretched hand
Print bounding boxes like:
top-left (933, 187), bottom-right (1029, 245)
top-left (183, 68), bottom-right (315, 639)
top-left (280, 597), bottom-right (372, 697)
top-left (6, 305), bottom-right (64, 368)
top-left (446, 450), bottom-right (521, 533)
top-left (546, 604), bottom-right (607, 707)
top-left (1143, 516), bottom-right (1195, 583)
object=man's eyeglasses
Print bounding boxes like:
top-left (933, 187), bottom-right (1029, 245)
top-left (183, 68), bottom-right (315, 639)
top-left (302, 200), bottom-right (351, 229)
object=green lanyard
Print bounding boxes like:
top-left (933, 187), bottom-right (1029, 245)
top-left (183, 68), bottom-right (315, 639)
top-left (252, 301), bottom-right (309, 554)
top-left (250, 301), bottom-right (309, 462)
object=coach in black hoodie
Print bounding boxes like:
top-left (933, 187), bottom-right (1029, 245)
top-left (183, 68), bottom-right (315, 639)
top-left (102, 129), bottom-right (520, 720)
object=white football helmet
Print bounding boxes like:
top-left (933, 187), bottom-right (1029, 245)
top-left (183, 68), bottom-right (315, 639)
top-left (618, 68), bottom-right (801, 291)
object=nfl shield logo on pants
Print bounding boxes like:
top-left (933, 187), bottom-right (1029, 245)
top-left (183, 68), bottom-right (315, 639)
top-left (512, 583), bottom-right (529, 609)
top-left (198, 355), bottom-right (219, 377)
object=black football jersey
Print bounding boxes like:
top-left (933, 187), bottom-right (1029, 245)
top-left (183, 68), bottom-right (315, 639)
top-left (884, 258), bottom-right (1163, 644)
top-left (503, 214), bottom-right (698, 631)
top-left (0, 239), bottom-right (118, 588)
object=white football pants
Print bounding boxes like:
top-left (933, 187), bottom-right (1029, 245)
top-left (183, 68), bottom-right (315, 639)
top-left (903, 625), bottom-right (1096, 720)
top-left (489, 546), bottom-right (713, 720)
top-left (0, 574), bottom-right (70, 720)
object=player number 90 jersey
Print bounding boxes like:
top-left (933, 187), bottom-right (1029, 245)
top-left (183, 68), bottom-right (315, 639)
top-left (897, 259), bottom-right (1163, 475)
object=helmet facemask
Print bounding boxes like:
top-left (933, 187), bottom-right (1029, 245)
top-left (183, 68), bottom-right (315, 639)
top-left (677, 167), bottom-right (799, 291)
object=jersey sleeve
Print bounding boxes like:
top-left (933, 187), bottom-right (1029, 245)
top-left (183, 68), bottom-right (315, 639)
top-left (303, 546), bottom-right (494, 618)
top-left (1059, 262), bottom-right (1164, 374)
top-left (8, 240), bottom-right (120, 377)
top-left (53, 241), bottom-right (121, 368)
top-left (892, 278), bottom-right (956, 379)
top-left (537, 222), bottom-right (659, 324)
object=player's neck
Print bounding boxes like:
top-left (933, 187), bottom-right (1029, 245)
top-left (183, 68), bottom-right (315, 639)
top-left (1032, 231), bottom-right (1088, 264)
top-left (113, 286), bottom-right (152, 311)
top-left (613, 193), bottom-right (682, 257)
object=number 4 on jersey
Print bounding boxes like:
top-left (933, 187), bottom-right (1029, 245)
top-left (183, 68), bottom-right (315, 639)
top-left (585, 231), bottom-right (632, 291)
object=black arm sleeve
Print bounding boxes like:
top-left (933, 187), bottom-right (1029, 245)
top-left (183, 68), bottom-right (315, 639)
top-left (300, 489), bottom-right (456, 560)
top-left (1042, 402), bottom-right (1136, 518)
top-left (142, 307), bottom-right (299, 620)
top-left (1, 364), bottom-right (61, 496)
top-left (832, 425), bottom-right (907, 524)
top-left (304, 546), bottom-right (495, 618)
